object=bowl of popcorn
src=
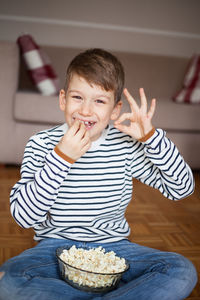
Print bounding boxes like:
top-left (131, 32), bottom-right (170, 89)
top-left (56, 245), bottom-right (129, 293)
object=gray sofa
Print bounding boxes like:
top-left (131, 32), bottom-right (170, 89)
top-left (0, 41), bottom-right (200, 169)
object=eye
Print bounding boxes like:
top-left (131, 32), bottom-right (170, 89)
top-left (95, 99), bottom-right (105, 104)
top-left (72, 95), bottom-right (82, 101)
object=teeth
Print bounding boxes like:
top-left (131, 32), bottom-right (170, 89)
top-left (76, 119), bottom-right (94, 127)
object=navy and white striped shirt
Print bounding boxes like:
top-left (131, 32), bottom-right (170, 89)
top-left (10, 124), bottom-right (194, 243)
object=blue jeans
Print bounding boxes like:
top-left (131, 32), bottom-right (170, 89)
top-left (0, 238), bottom-right (197, 300)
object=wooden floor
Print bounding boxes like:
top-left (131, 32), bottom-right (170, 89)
top-left (0, 165), bottom-right (199, 299)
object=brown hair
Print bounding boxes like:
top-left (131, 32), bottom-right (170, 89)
top-left (65, 48), bottom-right (125, 103)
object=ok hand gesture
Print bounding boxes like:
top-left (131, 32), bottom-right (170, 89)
top-left (114, 88), bottom-right (156, 141)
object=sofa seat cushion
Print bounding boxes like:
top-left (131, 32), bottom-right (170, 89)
top-left (122, 96), bottom-right (200, 132)
top-left (14, 92), bottom-right (64, 124)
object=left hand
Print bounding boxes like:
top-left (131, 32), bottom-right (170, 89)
top-left (114, 88), bottom-right (156, 140)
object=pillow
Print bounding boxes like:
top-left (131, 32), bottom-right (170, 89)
top-left (17, 34), bottom-right (60, 96)
top-left (173, 55), bottom-right (200, 104)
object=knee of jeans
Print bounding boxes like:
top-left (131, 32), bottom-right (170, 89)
top-left (186, 258), bottom-right (198, 286)
top-left (175, 253), bottom-right (198, 285)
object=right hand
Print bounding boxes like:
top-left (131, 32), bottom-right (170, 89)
top-left (57, 120), bottom-right (91, 161)
top-left (114, 88), bottom-right (156, 141)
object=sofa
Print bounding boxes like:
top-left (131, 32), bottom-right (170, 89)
top-left (0, 40), bottom-right (200, 169)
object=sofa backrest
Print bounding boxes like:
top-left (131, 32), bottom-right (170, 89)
top-left (0, 41), bottom-right (19, 120)
top-left (18, 45), bottom-right (189, 100)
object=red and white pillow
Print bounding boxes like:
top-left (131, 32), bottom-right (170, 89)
top-left (17, 34), bottom-right (60, 96)
top-left (173, 55), bottom-right (200, 104)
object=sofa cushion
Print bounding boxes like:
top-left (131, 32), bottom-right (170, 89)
top-left (14, 92), bottom-right (64, 124)
top-left (17, 34), bottom-right (60, 96)
top-left (173, 55), bottom-right (200, 104)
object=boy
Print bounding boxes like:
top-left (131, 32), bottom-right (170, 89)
top-left (0, 48), bottom-right (197, 299)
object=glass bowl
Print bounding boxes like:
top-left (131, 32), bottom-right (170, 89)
top-left (56, 246), bottom-right (129, 293)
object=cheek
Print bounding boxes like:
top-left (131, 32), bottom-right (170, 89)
top-left (65, 101), bottom-right (76, 116)
top-left (63, 104), bottom-right (74, 124)
top-left (101, 108), bottom-right (115, 121)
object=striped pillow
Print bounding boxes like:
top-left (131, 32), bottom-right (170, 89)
top-left (173, 55), bottom-right (200, 104)
top-left (17, 34), bottom-right (60, 96)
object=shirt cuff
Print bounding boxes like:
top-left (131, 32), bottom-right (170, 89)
top-left (138, 127), bottom-right (156, 143)
top-left (54, 145), bottom-right (76, 164)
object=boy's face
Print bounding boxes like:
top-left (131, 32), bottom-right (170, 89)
top-left (59, 73), bottom-right (122, 141)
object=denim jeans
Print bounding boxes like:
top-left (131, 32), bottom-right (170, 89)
top-left (0, 238), bottom-right (197, 300)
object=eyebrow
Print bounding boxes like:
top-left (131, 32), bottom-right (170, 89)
top-left (69, 89), bottom-right (111, 100)
top-left (69, 89), bottom-right (81, 94)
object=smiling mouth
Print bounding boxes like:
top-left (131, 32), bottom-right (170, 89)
top-left (74, 118), bottom-right (96, 129)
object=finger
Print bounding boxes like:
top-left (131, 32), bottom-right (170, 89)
top-left (123, 88), bottom-right (139, 112)
top-left (81, 129), bottom-right (91, 146)
top-left (139, 88), bottom-right (147, 114)
top-left (114, 123), bottom-right (132, 136)
top-left (64, 120), bottom-right (80, 138)
top-left (147, 98), bottom-right (156, 119)
top-left (114, 112), bottom-right (134, 125)
top-left (75, 122), bottom-right (87, 139)
top-left (71, 119), bottom-right (80, 132)
top-left (78, 129), bottom-right (91, 154)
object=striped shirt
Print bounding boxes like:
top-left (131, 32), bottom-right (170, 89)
top-left (10, 124), bottom-right (194, 243)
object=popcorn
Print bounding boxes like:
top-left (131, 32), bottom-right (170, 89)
top-left (59, 245), bottom-right (127, 288)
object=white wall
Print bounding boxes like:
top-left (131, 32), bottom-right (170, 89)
top-left (0, 0), bottom-right (200, 57)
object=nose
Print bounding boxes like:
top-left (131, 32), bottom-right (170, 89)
top-left (80, 101), bottom-right (92, 116)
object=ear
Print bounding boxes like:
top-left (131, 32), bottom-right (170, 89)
top-left (59, 89), bottom-right (66, 112)
top-left (110, 101), bottom-right (122, 121)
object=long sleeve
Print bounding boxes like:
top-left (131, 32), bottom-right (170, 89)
top-left (10, 135), bottom-right (73, 228)
top-left (131, 129), bottom-right (194, 200)
top-left (9, 125), bottom-right (195, 243)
